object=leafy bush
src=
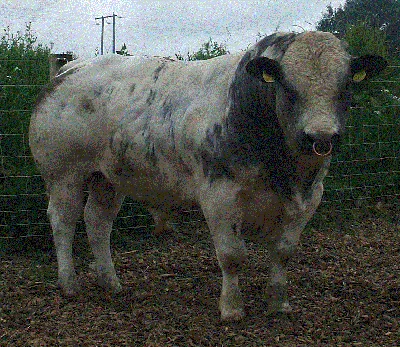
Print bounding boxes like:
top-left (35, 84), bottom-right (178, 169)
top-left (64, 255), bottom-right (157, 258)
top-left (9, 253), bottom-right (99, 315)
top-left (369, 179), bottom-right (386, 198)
top-left (1, 23), bottom-right (50, 173)
top-left (175, 38), bottom-right (228, 61)
top-left (0, 23), bottom-right (50, 108)
top-left (0, 24), bottom-right (50, 146)
top-left (0, 24), bottom-right (51, 242)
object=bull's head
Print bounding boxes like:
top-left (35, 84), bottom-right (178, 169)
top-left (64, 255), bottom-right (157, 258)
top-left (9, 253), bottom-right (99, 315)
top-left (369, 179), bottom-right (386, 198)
top-left (245, 32), bottom-right (387, 157)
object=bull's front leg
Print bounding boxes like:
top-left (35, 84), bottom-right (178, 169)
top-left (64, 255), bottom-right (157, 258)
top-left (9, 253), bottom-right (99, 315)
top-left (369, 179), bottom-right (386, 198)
top-left (265, 224), bottom-right (302, 314)
top-left (265, 185), bottom-right (323, 314)
top-left (213, 221), bottom-right (247, 321)
top-left (200, 180), bottom-right (247, 321)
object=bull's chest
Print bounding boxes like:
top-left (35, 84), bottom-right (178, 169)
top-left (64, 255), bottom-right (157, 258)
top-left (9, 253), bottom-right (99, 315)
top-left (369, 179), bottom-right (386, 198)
top-left (234, 165), bottom-right (324, 239)
top-left (238, 185), bottom-right (282, 234)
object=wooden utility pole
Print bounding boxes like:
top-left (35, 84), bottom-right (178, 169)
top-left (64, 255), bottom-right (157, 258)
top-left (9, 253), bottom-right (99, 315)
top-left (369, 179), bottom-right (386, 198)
top-left (100, 16), bottom-right (105, 55)
top-left (95, 13), bottom-right (120, 55)
top-left (112, 12), bottom-right (116, 54)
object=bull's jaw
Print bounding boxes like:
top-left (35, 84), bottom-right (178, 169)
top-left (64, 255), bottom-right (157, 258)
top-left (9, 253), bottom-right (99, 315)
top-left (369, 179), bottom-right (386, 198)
top-left (292, 151), bottom-right (331, 195)
top-left (295, 151), bottom-right (330, 172)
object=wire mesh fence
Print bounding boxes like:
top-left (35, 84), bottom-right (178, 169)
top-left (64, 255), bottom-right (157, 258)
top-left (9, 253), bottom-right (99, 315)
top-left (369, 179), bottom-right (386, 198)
top-left (324, 122), bottom-right (400, 208)
top-left (0, 62), bottom-right (399, 241)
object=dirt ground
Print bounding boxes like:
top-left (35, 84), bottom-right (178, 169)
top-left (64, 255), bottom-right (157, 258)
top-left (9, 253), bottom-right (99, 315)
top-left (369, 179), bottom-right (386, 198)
top-left (1, 208), bottom-right (399, 346)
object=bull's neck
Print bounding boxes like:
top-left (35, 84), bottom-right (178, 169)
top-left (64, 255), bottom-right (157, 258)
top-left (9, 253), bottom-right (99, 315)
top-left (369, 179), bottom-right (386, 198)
top-left (226, 64), bottom-right (282, 161)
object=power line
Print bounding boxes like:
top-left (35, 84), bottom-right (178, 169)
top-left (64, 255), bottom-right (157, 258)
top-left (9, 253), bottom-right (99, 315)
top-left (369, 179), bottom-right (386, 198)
top-left (95, 13), bottom-right (122, 55)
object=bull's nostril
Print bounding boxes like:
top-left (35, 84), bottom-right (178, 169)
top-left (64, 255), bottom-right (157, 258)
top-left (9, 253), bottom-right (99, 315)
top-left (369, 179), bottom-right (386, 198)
top-left (305, 134), bottom-right (316, 146)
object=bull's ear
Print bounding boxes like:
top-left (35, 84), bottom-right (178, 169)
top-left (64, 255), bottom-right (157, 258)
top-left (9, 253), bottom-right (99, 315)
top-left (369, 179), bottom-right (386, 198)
top-left (245, 57), bottom-right (282, 83)
top-left (350, 55), bottom-right (388, 83)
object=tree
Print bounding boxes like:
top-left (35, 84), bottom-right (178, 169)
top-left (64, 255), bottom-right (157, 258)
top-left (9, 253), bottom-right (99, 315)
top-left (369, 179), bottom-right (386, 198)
top-left (344, 21), bottom-right (388, 57)
top-left (175, 38), bottom-right (228, 61)
top-left (316, 0), bottom-right (400, 57)
top-left (117, 43), bottom-right (131, 56)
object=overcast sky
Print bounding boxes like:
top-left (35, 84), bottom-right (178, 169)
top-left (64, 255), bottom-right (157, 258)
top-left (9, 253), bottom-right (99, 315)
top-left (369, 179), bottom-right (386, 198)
top-left (2, 0), bottom-right (346, 58)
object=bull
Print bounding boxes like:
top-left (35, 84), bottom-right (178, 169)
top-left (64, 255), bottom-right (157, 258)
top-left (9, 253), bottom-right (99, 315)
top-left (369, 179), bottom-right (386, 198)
top-left (29, 31), bottom-right (386, 321)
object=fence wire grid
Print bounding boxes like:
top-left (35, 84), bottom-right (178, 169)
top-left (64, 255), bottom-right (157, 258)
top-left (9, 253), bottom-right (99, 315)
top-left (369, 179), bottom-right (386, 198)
top-left (0, 62), bottom-right (399, 240)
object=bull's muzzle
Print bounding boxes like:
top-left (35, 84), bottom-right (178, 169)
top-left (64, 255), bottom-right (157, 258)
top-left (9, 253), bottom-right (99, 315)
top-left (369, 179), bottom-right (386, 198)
top-left (312, 140), bottom-right (333, 157)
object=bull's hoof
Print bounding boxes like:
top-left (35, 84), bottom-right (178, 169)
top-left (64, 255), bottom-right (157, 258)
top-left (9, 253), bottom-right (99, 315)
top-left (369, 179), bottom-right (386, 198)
top-left (58, 279), bottom-right (81, 297)
top-left (219, 294), bottom-right (245, 321)
top-left (266, 301), bottom-right (293, 316)
top-left (89, 261), bottom-right (122, 293)
top-left (219, 285), bottom-right (245, 321)
top-left (280, 302), bottom-right (293, 313)
top-left (97, 276), bottom-right (122, 293)
top-left (220, 307), bottom-right (246, 322)
top-left (265, 282), bottom-right (292, 316)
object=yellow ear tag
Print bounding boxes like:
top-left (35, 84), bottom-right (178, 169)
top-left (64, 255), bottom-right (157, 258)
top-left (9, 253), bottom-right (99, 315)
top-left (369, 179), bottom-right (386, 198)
top-left (262, 71), bottom-right (275, 83)
top-left (353, 70), bottom-right (367, 82)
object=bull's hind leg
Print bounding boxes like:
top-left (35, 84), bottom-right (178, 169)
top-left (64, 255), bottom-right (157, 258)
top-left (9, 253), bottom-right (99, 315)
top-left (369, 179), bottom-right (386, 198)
top-left (148, 207), bottom-right (178, 235)
top-left (200, 181), bottom-right (247, 321)
top-left (148, 207), bottom-right (171, 235)
top-left (47, 177), bottom-right (84, 296)
top-left (84, 172), bottom-right (124, 292)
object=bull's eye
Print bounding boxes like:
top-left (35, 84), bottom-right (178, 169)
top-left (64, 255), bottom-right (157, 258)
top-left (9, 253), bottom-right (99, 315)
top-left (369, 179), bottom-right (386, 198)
top-left (353, 70), bottom-right (367, 83)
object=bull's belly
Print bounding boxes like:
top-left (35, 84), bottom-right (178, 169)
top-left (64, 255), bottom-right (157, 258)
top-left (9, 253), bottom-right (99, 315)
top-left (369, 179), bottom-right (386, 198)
top-left (102, 155), bottom-right (199, 208)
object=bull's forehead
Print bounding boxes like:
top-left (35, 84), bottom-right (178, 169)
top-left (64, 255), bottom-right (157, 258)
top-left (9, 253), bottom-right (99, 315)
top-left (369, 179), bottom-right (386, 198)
top-left (281, 32), bottom-right (351, 97)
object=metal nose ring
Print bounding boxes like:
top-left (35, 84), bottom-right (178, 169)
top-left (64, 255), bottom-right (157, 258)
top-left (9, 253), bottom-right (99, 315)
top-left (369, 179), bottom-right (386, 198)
top-left (312, 141), bottom-right (333, 157)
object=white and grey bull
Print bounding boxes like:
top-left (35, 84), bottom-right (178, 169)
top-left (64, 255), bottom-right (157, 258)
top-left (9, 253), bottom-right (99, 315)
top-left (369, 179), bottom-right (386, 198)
top-left (29, 31), bottom-right (386, 321)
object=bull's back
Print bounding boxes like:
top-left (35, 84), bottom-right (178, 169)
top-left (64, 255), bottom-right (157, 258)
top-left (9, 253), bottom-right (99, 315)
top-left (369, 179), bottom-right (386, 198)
top-left (30, 54), bottom-right (241, 185)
